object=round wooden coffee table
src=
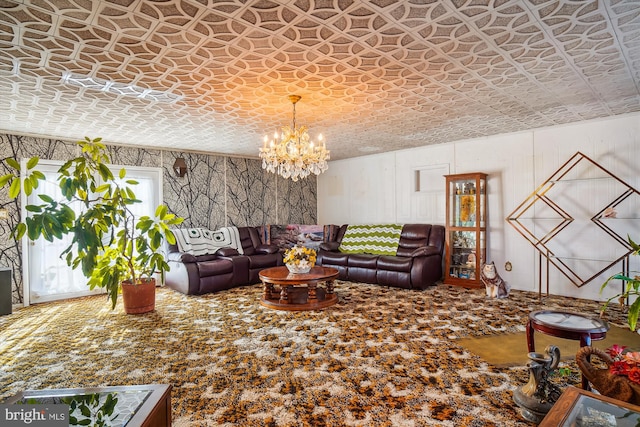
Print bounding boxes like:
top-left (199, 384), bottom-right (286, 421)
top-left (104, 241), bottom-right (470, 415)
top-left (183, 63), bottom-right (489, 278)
top-left (259, 266), bottom-right (339, 311)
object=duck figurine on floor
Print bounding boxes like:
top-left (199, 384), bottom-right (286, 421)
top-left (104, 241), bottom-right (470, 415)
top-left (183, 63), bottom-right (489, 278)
top-left (513, 345), bottom-right (562, 423)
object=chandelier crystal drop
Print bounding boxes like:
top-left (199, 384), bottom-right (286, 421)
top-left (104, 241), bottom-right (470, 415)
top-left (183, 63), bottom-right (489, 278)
top-left (259, 95), bottom-right (330, 181)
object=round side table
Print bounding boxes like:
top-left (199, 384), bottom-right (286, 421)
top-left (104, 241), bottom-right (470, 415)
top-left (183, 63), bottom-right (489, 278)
top-left (526, 310), bottom-right (609, 390)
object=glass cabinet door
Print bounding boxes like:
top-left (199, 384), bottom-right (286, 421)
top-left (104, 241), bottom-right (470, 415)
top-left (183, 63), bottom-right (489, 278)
top-left (444, 173), bottom-right (487, 288)
top-left (449, 179), bottom-right (480, 227)
top-left (449, 230), bottom-right (477, 280)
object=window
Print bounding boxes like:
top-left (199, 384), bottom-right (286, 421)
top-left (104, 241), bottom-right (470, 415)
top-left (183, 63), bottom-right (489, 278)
top-left (24, 160), bottom-right (163, 304)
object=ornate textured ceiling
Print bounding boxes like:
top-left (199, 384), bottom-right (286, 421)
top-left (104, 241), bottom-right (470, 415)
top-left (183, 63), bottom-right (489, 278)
top-left (1, 0), bottom-right (639, 160)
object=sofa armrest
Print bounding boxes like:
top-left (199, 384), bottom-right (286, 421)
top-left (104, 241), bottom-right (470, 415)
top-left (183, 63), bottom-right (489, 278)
top-left (320, 241), bottom-right (340, 251)
top-left (168, 252), bottom-right (197, 263)
top-left (216, 247), bottom-right (240, 257)
top-left (409, 246), bottom-right (441, 257)
top-left (255, 244), bottom-right (279, 254)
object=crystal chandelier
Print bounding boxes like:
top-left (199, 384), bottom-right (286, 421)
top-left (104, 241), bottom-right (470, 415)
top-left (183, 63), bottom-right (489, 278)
top-left (259, 95), bottom-right (330, 181)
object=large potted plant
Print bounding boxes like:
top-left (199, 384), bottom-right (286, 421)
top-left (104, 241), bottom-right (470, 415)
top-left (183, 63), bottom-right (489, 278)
top-left (0, 137), bottom-right (183, 313)
top-left (600, 236), bottom-right (640, 333)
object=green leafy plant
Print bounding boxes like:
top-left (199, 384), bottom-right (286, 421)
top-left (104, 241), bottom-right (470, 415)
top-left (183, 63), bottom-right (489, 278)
top-left (20, 394), bottom-right (118, 425)
top-left (62, 393), bottom-right (119, 426)
top-left (554, 366), bottom-right (574, 378)
top-left (0, 137), bottom-right (184, 309)
top-left (600, 236), bottom-right (640, 332)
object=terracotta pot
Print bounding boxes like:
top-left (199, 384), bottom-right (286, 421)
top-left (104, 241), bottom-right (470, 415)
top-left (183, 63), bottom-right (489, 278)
top-left (576, 346), bottom-right (640, 405)
top-left (121, 278), bottom-right (156, 314)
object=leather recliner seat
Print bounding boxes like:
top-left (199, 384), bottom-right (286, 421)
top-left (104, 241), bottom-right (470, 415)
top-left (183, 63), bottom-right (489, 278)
top-left (316, 223), bottom-right (445, 289)
top-left (164, 252), bottom-right (235, 295)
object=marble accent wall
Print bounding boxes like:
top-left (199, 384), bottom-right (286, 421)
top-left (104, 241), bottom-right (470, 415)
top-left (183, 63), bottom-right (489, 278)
top-left (226, 157), bottom-right (277, 227)
top-left (0, 134), bottom-right (79, 305)
top-left (0, 133), bottom-right (317, 304)
top-left (163, 152), bottom-right (227, 230)
top-left (277, 175), bottom-right (318, 225)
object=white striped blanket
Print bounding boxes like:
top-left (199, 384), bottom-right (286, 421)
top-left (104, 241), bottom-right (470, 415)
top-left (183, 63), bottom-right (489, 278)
top-left (174, 227), bottom-right (244, 256)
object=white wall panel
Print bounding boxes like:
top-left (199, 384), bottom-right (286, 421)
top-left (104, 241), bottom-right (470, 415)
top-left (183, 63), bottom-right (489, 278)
top-left (454, 134), bottom-right (537, 293)
top-left (317, 153), bottom-right (396, 225)
top-left (317, 112), bottom-right (640, 301)
top-left (411, 164), bottom-right (448, 223)
top-left (531, 115), bottom-right (640, 301)
top-left (317, 161), bottom-right (351, 225)
top-left (394, 144), bottom-right (453, 224)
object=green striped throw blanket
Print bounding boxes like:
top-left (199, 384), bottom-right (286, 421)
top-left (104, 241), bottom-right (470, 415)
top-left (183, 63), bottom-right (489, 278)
top-left (338, 224), bottom-right (403, 256)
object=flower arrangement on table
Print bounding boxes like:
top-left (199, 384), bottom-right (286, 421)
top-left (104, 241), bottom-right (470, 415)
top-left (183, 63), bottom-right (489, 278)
top-left (283, 245), bottom-right (317, 274)
top-left (606, 344), bottom-right (640, 385)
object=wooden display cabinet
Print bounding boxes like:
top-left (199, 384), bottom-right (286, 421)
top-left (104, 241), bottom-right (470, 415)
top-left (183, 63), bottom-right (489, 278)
top-left (444, 173), bottom-right (487, 288)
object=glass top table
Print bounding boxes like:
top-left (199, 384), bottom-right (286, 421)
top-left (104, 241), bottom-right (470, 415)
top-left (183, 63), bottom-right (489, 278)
top-left (530, 311), bottom-right (610, 332)
top-left (539, 386), bottom-right (640, 426)
top-left (526, 310), bottom-right (609, 390)
top-left (564, 395), bottom-right (640, 426)
top-left (3, 384), bottom-right (171, 427)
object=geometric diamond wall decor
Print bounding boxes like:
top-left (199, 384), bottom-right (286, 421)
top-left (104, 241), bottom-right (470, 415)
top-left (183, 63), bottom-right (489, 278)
top-left (507, 152), bottom-right (640, 295)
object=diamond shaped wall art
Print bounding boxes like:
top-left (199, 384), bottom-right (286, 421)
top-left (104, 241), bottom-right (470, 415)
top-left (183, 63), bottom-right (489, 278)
top-left (507, 152), bottom-right (640, 294)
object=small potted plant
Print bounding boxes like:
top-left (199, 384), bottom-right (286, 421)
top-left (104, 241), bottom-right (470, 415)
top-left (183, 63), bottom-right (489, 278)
top-left (283, 245), bottom-right (317, 274)
top-left (0, 137), bottom-right (184, 313)
top-left (600, 236), bottom-right (640, 333)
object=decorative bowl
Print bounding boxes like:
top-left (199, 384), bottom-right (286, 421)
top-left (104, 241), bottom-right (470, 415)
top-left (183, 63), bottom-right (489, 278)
top-left (286, 263), bottom-right (311, 274)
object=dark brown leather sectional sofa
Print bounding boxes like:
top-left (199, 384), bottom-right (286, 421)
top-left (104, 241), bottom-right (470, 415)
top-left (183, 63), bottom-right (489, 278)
top-left (317, 224), bottom-right (445, 289)
top-left (165, 226), bottom-right (281, 295)
top-left (165, 223), bottom-right (445, 295)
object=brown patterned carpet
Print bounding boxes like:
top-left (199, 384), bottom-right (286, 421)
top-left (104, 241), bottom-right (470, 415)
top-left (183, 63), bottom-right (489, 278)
top-left (0, 281), bottom-right (631, 426)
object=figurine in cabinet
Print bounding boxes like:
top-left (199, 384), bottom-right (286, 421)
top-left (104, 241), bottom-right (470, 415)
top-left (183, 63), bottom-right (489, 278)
top-left (466, 251), bottom-right (476, 267)
top-left (460, 195), bottom-right (475, 224)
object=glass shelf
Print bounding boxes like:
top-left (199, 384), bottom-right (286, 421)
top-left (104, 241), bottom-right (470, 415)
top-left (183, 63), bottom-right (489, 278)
top-left (548, 176), bottom-right (615, 183)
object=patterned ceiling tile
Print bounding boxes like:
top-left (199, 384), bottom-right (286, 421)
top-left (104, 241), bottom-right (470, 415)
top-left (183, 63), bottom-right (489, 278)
top-left (0, 0), bottom-right (639, 160)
